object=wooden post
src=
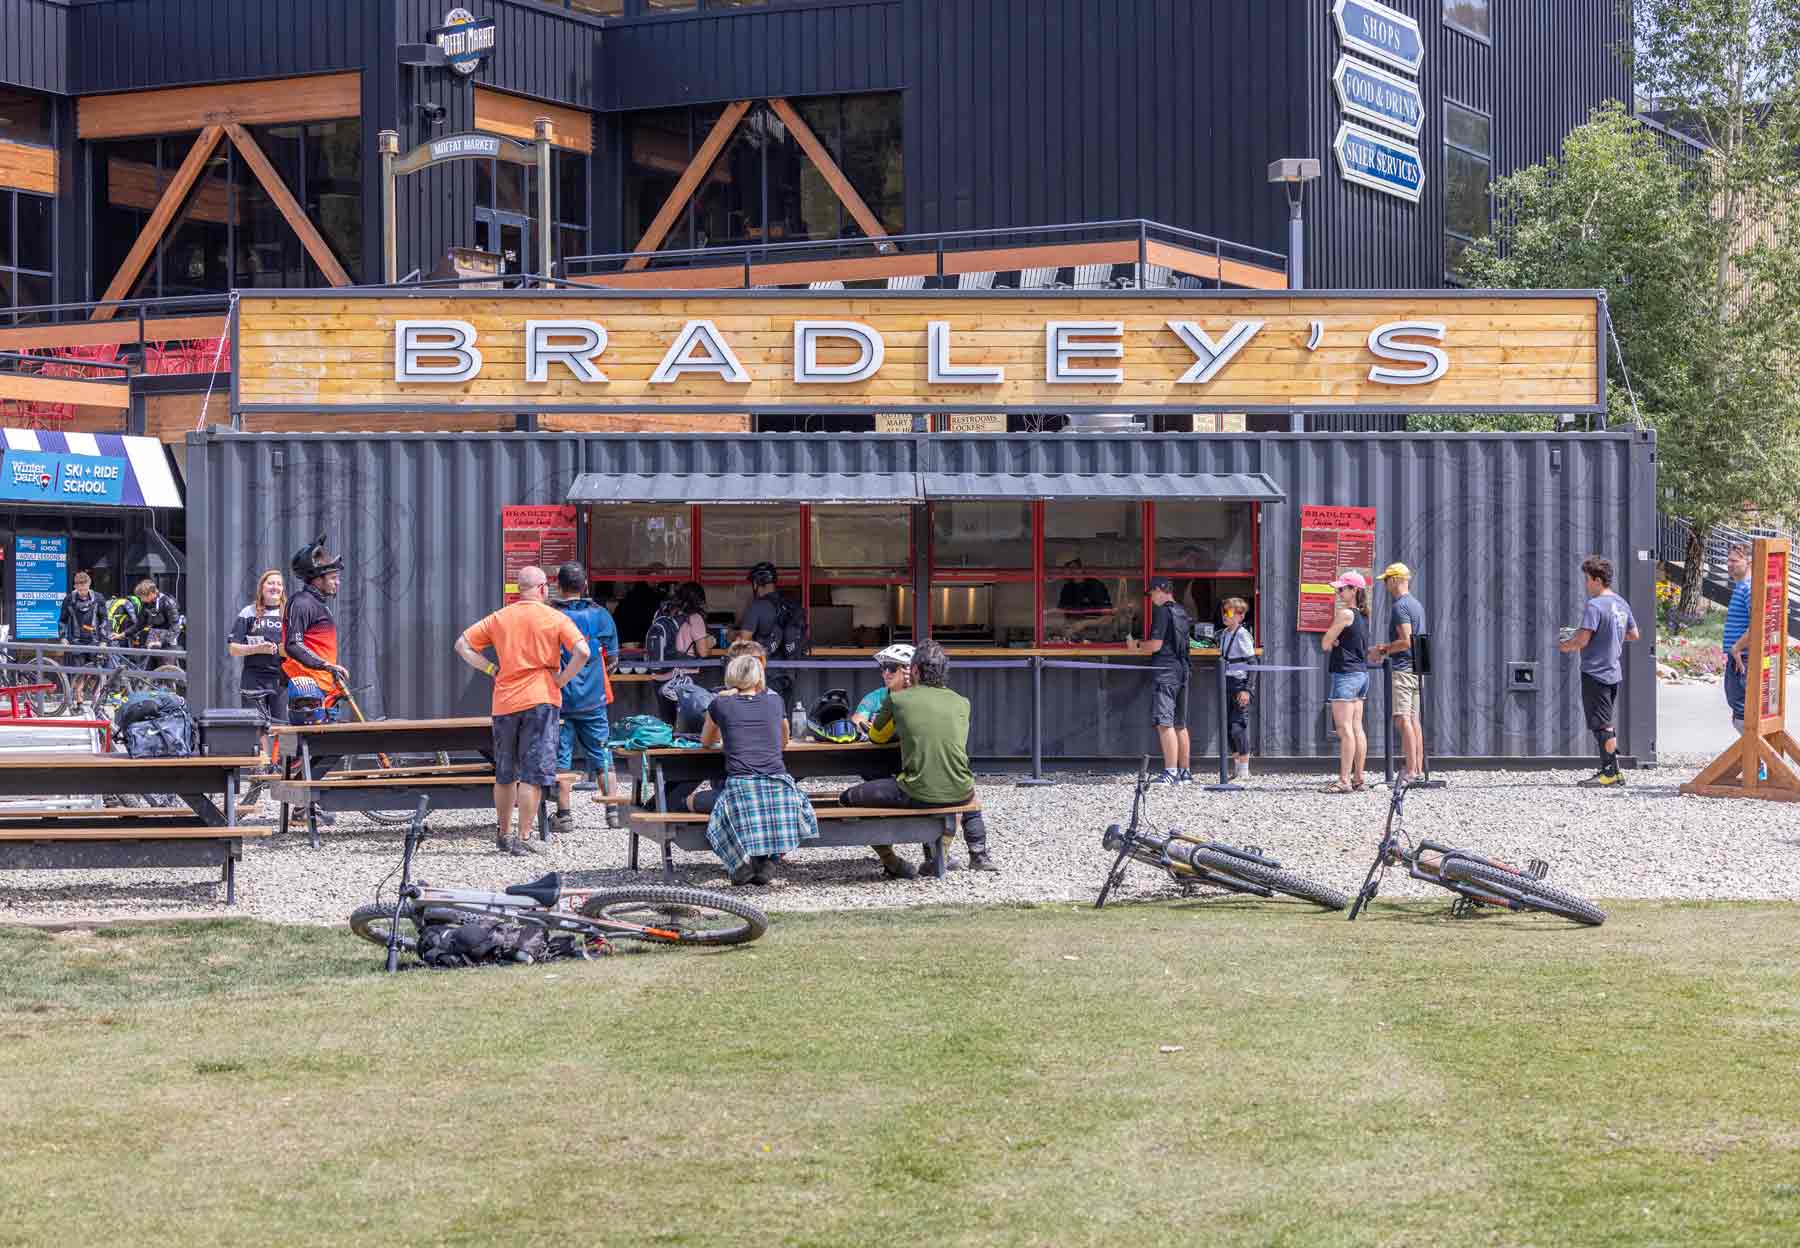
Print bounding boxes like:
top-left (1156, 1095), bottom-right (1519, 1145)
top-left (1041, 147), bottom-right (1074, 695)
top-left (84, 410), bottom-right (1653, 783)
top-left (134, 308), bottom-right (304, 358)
top-left (535, 117), bottom-right (554, 281)
top-left (624, 100), bottom-right (752, 271)
top-left (378, 130), bottom-right (399, 285)
top-left (767, 97), bottom-right (892, 248)
top-left (1681, 537), bottom-right (1800, 801)
top-left (224, 124), bottom-right (351, 287)
top-left (91, 126), bottom-right (226, 320)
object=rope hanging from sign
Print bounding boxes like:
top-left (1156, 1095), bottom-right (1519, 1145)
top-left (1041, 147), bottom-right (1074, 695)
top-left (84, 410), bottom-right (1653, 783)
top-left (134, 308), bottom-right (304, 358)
top-left (194, 290), bottom-right (240, 433)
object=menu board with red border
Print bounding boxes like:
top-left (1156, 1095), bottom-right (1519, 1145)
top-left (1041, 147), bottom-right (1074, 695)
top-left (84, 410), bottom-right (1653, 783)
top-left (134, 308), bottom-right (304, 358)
top-left (1761, 548), bottom-right (1788, 720)
top-left (501, 505), bottom-right (578, 603)
top-left (1298, 505), bottom-right (1377, 631)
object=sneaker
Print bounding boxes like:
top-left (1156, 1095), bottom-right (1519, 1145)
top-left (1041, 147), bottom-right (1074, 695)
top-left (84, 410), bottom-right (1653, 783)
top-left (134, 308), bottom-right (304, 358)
top-left (496, 829), bottom-right (511, 852)
top-left (729, 863), bottom-right (756, 886)
top-left (750, 857), bottom-right (775, 886)
top-left (967, 849), bottom-right (999, 873)
top-left (1576, 770), bottom-right (1625, 788)
top-left (503, 835), bottom-right (528, 856)
top-left (877, 852), bottom-right (919, 880)
top-left (518, 835), bottom-right (549, 855)
top-left (552, 810), bottom-right (575, 835)
top-left (1176, 769), bottom-right (1194, 785)
top-left (1150, 769), bottom-right (1182, 786)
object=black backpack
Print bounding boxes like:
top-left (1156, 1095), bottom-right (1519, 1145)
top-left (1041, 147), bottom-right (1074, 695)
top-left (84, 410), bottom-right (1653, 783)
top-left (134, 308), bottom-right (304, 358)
top-left (114, 691), bottom-right (197, 758)
top-left (418, 916), bottom-right (548, 968)
top-left (773, 595), bottom-right (810, 658)
top-left (1165, 603), bottom-right (1193, 654)
top-left (644, 610), bottom-right (690, 667)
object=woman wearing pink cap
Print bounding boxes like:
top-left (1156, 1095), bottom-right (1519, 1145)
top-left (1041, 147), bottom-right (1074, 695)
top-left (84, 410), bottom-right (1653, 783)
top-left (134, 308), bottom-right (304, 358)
top-left (1320, 570), bottom-right (1371, 793)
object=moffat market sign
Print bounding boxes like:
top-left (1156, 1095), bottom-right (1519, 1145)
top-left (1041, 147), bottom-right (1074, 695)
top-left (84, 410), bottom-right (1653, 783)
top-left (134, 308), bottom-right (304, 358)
top-left (233, 292), bottom-right (1605, 414)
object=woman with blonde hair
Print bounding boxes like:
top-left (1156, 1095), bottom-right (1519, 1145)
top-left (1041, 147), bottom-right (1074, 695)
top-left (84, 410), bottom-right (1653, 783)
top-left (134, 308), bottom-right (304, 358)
top-left (227, 569), bottom-right (288, 777)
top-left (698, 653), bottom-right (818, 885)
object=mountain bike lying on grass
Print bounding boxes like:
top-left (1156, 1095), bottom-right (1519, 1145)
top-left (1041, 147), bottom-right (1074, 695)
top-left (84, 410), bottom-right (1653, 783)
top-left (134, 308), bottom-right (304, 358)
top-left (1096, 758), bottom-right (1348, 911)
top-left (1347, 778), bottom-right (1606, 926)
top-left (349, 799), bottom-right (768, 972)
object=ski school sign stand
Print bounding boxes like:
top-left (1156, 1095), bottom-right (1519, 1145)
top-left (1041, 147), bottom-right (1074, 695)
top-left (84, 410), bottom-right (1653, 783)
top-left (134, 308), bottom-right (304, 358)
top-left (230, 289), bottom-right (1608, 421)
top-left (1683, 538), bottom-right (1800, 802)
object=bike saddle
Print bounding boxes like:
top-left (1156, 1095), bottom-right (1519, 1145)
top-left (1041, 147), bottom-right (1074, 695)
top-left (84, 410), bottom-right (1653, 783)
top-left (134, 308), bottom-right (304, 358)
top-left (505, 871), bottom-right (563, 908)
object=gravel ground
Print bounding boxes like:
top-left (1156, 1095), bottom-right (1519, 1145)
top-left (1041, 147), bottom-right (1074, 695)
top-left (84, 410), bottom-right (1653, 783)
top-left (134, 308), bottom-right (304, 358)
top-left (3, 752), bottom-right (1798, 927)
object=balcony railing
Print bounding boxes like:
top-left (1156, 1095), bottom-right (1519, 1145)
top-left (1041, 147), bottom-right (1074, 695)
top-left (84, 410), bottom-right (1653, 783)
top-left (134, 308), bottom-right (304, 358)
top-left (562, 218), bottom-right (1288, 292)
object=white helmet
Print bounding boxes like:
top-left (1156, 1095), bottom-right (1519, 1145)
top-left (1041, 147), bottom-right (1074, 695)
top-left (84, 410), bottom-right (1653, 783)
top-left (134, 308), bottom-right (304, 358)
top-left (874, 643), bottom-right (916, 667)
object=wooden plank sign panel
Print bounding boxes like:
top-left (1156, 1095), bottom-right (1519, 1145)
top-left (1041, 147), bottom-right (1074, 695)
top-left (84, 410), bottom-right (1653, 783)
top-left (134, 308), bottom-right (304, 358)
top-left (233, 291), bottom-right (1605, 414)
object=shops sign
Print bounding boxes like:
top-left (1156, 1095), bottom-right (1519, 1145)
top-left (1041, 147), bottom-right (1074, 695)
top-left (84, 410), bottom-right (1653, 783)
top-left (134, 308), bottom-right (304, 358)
top-left (1332, 57), bottom-right (1423, 139)
top-left (1332, 0), bottom-right (1423, 75)
top-left (0, 451), bottom-right (126, 505)
top-left (1334, 122), bottom-right (1425, 203)
top-left (431, 8), bottom-right (496, 76)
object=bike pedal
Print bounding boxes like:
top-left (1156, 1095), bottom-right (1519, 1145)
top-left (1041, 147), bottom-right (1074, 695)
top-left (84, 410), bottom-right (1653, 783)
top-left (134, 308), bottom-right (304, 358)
top-left (1243, 844), bottom-right (1263, 858)
top-left (1526, 859), bottom-right (1549, 881)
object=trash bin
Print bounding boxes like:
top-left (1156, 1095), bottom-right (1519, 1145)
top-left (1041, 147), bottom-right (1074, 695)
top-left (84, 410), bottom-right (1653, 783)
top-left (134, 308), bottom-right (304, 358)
top-left (198, 708), bottom-right (262, 757)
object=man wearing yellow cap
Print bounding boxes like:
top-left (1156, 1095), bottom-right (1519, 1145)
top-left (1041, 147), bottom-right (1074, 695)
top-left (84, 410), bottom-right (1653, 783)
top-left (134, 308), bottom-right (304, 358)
top-left (1371, 562), bottom-right (1426, 783)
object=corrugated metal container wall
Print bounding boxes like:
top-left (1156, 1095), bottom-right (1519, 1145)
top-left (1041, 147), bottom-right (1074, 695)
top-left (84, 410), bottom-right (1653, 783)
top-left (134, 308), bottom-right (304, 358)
top-left (599, 1), bottom-right (904, 111)
top-left (0, 0), bottom-right (67, 93)
top-left (187, 433), bottom-right (585, 722)
top-left (70, 0), bottom-right (372, 93)
top-left (187, 431), bottom-right (1657, 765)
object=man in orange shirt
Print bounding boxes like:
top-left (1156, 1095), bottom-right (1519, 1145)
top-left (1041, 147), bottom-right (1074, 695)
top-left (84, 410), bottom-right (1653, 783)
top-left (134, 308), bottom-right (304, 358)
top-left (455, 564), bottom-right (590, 855)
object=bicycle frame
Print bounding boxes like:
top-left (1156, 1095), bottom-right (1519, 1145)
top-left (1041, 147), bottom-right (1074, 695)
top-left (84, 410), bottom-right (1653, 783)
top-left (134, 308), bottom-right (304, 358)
top-left (1349, 784), bottom-right (1549, 919)
top-left (1096, 756), bottom-right (1291, 907)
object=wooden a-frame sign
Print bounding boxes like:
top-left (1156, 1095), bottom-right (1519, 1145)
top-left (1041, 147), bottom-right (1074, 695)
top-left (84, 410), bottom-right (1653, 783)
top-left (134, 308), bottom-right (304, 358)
top-left (1682, 537), bottom-right (1800, 801)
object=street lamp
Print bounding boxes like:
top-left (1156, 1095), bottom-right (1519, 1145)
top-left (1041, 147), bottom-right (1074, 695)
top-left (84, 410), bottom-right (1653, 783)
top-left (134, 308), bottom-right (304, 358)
top-left (1267, 158), bottom-right (1322, 291)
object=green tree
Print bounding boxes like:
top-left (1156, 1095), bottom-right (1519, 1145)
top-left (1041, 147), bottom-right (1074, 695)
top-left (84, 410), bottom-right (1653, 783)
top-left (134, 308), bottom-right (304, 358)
top-left (1455, 0), bottom-right (1800, 616)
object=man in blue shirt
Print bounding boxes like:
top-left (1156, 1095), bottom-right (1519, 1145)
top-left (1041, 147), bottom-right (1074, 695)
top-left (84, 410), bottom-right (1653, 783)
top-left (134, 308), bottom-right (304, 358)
top-left (1558, 555), bottom-right (1641, 788)
top-left (1371, 562), bottom-right (1428, 784)
top-left (1721, 543), bottom-right (1753, 733)
top-left (550, 563), bottom-right (620, 832)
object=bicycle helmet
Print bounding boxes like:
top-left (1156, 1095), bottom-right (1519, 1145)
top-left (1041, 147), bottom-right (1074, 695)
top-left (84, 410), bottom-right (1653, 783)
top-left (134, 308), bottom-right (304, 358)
top-left (807, 688), bottom-right (859, 743)
top-left (287, 676), bottom-right (326, 723)
top-left (873, 643), bottom-right (915, 668)
top-left (291, 533), bottom-right (346, 582)
top-left (748, 561), bottom-right (778, 587)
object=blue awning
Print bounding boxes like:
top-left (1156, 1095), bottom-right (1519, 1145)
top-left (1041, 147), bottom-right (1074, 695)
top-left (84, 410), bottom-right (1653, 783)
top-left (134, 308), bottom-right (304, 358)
top-left (0, 429), bottom-right (183, 509)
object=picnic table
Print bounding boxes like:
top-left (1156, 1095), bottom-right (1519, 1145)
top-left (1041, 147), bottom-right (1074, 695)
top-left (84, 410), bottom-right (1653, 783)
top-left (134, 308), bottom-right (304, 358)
top-left (617, 739), bottom-right (956, 880)
top-left (0, 753), bottom-right (267, 903)
top-left (271, 717), bottom-right (498, 846)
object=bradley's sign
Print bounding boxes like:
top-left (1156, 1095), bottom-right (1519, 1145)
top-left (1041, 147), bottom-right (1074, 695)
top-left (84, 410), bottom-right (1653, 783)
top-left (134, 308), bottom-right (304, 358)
top-left (233, 292), bottom-right (1606, 414)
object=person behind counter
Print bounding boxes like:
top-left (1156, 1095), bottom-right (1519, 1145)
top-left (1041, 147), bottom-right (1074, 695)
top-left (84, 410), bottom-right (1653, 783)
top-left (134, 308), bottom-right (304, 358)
top-left (699, 654), bottom-right (819, 886)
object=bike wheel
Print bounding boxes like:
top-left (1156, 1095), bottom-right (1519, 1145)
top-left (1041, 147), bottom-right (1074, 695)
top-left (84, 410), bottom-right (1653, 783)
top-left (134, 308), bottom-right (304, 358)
top-left (579, 885), bottom-right (767, 947)
top-left (362, 809), bottom-right (418, 826)
top-left (1441, 860), bottom-right (1606, 926)
top-left (348, 901), bottom-right (420, 952)
top-left (1190, 849), bottom-right (1350, 911)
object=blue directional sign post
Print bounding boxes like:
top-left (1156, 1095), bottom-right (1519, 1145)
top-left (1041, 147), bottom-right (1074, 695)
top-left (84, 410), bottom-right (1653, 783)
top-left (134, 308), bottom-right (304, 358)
top-left (1333, 122), bottom-right (1425, 203)
top-left (1332, 56), bottom-right (1424, 139)
top-left (1332, 0), bottom-right (1425, 75)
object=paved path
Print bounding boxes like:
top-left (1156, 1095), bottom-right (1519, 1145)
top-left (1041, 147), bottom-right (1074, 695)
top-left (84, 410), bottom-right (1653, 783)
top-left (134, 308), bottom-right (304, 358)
top-left (1657, 678), bottom-right (1798, 756)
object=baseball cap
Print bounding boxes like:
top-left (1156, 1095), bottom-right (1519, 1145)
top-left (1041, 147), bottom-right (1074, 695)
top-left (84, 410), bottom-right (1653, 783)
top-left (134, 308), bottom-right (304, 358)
top-left (1149, 576), bottom-right (1175, 593)
top-left (1330, 571), bottom-right (1368, 590)
top-left (1379, 562), bottom-right (1412, 581)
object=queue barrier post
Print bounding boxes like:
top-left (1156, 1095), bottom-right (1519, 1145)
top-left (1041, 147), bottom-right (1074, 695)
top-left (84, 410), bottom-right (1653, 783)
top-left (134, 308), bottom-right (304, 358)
top-left (1381, 662), bottom-right (1396, 788)
top-left (1413, 633), bottom-right (1447, 789)
top-left (1018, 655), bottom-right (1054, 787)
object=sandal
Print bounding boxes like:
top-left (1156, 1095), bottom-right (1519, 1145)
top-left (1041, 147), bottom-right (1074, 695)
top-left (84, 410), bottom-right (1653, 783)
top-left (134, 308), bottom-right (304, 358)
top-left (1327, 780), bottom-right (1354, 794)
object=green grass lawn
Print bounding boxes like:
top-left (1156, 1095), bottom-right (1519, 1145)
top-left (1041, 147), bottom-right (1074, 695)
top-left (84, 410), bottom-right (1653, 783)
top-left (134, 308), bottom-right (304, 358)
top-left (3, 901), bottom-right (1799, 1247)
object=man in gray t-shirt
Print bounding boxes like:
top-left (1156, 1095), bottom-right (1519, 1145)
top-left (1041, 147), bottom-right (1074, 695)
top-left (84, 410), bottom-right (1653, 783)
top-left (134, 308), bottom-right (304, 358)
top-left (1558, 555), bottom-right (1640, 788)
top-left (1371, 563), bottom-right (1427, 782)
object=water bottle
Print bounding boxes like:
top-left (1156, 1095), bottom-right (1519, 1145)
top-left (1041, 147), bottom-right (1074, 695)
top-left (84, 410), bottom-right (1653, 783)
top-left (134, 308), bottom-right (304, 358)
top-left (791, 700), bottom-right (807, 743)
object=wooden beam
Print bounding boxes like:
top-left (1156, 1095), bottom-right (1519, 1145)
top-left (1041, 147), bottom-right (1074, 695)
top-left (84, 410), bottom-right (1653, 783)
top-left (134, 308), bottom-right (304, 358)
top-left (91, 126), bottom-right (226, 321)
top-left (571, 263), bottom-right (750, 290)
top-left (225, 124), bottom-right (351, 287)
top-left (0, 373), bottom-right (130, 411)
top-left (767, 97), bottom-right (890, 244)
top-left (625, 100), bottom-right (753, 271)
top-left (0, 316), bottom-right (228, 353)
top-left (0, 139), bottom-right (56, 195)
top-left (79, 72), bottom-right (360, 140)
top-left (474, 87), bottom-right (592, 152)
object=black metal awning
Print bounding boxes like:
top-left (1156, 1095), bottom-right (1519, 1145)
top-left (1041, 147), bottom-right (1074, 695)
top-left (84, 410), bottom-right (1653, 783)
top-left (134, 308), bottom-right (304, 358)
top-left (568, 471), bottom-right (924, 505)
top-left (919, 471), bottom-right (1285, 503)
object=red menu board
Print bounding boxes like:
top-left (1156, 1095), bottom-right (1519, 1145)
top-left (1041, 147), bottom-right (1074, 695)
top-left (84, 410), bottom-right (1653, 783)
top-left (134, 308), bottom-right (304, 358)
top-left (501, 505), bottom-right (579, 603)
top-left (1762, 548), bottom-right (1788, 719)
top-left (1298, 505), bottom-right (1377, 631)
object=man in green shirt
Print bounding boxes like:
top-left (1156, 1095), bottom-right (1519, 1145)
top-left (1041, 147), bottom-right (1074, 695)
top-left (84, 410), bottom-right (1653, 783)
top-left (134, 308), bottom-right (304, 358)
top-left (839, 640), bottom-right (996, 873)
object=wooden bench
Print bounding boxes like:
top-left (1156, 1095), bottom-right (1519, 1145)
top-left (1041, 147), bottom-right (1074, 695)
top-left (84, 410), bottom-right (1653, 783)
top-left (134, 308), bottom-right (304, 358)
top-left (0, 825), bottom-right (273, 905)
top-left (331, 762), bottom-right (495, 781)
top-left (626, 801), bottom-right (981, 881)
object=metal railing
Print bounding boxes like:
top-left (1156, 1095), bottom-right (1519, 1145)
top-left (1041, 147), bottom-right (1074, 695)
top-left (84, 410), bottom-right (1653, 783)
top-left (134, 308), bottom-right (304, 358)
top-left (562, 218), bottom-right (1287, 289)
top-left (1660, 512), bottom-right (1800, 626)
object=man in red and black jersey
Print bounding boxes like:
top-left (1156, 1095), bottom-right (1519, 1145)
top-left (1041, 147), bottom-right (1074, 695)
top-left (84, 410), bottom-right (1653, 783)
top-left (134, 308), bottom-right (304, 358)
top-left (283, 535), bottom-right (350, 826)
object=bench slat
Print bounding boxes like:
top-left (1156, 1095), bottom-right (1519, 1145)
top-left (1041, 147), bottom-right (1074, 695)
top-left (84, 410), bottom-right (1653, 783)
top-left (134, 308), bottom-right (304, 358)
top-left (330, 763), bottom-right (494, 780)
top-left (277, 772), bottom-right (580, 790)
top-left (0, 807), bottom-right (193, 820)
top-left (0, 826), bottom-right (273, 841)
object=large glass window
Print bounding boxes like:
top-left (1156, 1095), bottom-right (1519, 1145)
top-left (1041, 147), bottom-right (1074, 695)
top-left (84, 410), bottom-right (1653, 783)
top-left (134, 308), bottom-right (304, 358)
top-left (1043, 502), bottom-right (1142, 644)
top-left (622, 93), bottom-right (903, 251)
top-left (1444, 0), bottom-right (1490, 40)
top-left (1443, 101), bottom-right (1492, 276)
top-left (590, 503), bottom-right (692, 574)
top-left (933, 502), bottom-right (1032, 569)
top-left (473, 148), bottom-right (590, 270)
top-left (1153, 501), bottom-right (1259, 646)
top-left (89, 123), bottom-right (363, 298)
top-left (0, 191), bottom-right (55, 323)
top-left (811, 505), bottom-right (912, 646)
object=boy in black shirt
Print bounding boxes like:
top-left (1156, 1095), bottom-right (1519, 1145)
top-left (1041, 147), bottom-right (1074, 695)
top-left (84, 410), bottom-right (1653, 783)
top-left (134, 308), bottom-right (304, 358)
top-left (1126, 576), bottom-right (1193, 784)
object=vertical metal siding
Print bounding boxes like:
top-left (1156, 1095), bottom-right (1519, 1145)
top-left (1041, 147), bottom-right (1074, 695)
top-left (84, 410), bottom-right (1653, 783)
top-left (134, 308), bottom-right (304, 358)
top-left (0, 0), bottom-right (67, 94)
top-left (71, 0), bottom-right (369, 93)
top-left (188, 431), bottom-right (1656, 764)
top-left (1495, 0), bottom-right (1631, 177)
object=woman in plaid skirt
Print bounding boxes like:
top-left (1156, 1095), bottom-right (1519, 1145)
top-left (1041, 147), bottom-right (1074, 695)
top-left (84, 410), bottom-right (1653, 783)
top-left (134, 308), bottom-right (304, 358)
top-left (699, 654), bottom-right (820, 885)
